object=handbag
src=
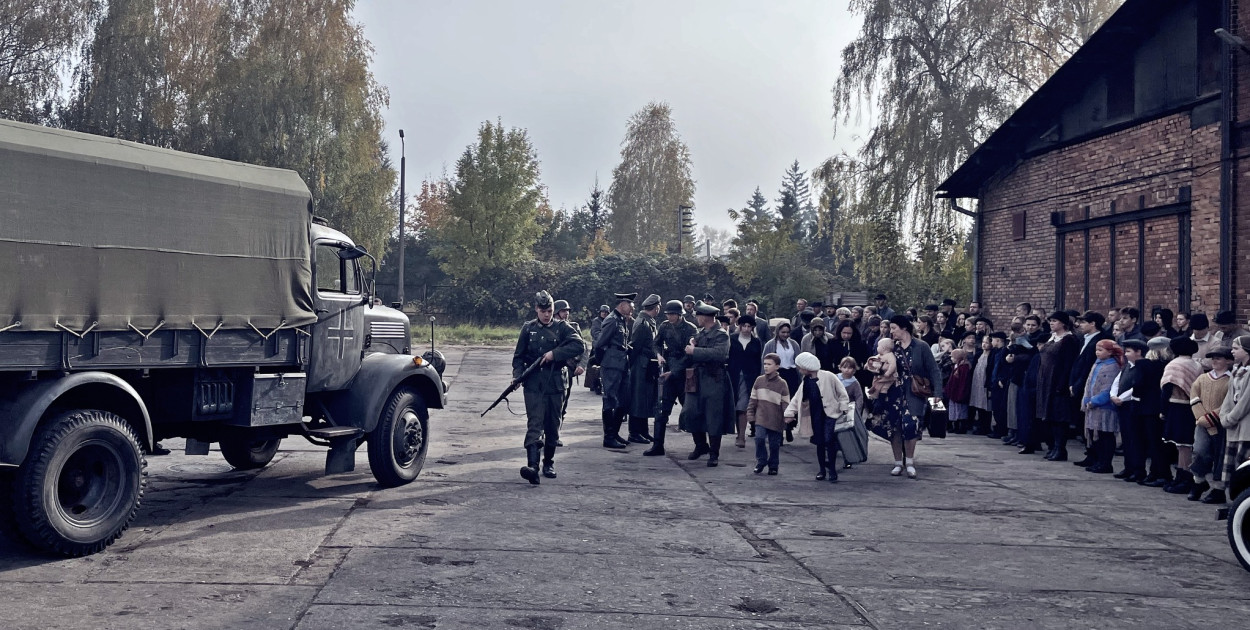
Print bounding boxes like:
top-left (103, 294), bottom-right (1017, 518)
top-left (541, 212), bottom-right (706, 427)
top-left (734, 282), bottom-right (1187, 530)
top-left (911, 375), bottom-right (933, 398)
top-left (585, 365), bottom-right (601, 390)
top-left (685, 367), bottom-right (698, 393)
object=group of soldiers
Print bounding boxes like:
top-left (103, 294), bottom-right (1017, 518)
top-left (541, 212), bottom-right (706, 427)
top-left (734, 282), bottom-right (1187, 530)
top-left (510, 291), bottom-right (737, 484)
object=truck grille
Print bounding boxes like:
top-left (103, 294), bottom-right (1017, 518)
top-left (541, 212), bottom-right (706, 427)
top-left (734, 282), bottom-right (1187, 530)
top-left (370, 321), bottom-right (408, 339)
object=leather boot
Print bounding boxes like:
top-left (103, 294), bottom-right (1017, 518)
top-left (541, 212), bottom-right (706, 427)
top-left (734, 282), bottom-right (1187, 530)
top-left (1201, 488), bottom-right (1227, 504)
top-left (627, 413), bottom-right (650, 443)
top-left (520, 444), bottom-right (541, 485)
top-left (688, 432), bottom-right (710, 460)
top-left (735, 412), bottom-right (748, 448)
top-left (542, 443), bottom-right (557, 479)
top-left (1187, 480), bottom-right (1210, 501)
top-left (708, 435), bottom-right (722, 466)
top-left (1164, 469), bottom-right (1194, 494)
top-left (602, 411), bottom-right (628, 449)
top-left (643, 420), bottom-right (666, 456)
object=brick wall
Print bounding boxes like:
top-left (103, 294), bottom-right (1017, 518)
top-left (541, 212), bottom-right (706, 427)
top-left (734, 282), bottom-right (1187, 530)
top-left (977, 113), bottom-right (1223, 320)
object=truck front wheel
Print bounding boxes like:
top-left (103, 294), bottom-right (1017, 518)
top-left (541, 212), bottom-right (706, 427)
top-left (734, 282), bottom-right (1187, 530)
top-left (10, 410), bottom-right (146, 556)
top-left (219, 436), bottom-right (282, 470)
top-left (1229, 488), bottom-right (1250, 572)
top-left (367, 387), bottom-right (428, 487)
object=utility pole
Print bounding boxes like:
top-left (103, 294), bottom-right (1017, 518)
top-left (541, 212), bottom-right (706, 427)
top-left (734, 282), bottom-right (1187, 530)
top-left (397, 129), bottom-right (406, 309)
top-left (678, 204), bottom-right (693, 255)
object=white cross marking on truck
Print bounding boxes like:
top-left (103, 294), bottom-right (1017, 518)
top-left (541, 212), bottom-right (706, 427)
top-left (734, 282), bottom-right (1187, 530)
top-left (327, 310), bottom-right (354, 359)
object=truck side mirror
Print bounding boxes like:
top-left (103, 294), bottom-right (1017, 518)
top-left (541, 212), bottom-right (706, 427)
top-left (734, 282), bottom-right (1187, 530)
top-left (336, 244), bottom-right (369, 261)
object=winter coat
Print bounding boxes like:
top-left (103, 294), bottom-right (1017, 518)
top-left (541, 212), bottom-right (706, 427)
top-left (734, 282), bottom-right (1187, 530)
top-left (1219, 366), bottom-right (1250, 443)
top-left (1081, 358), bottom-right (1121, 433)
top-left (1036, 333), bottom-right (1080, 423)
top-left (783, 370), bottom-right (850, 440)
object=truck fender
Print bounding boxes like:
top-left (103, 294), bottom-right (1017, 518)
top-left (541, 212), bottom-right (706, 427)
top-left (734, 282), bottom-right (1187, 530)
top-left (321, 354), bottom-right (444, 434)
top-left (0, 372), bottom-right (153, 467)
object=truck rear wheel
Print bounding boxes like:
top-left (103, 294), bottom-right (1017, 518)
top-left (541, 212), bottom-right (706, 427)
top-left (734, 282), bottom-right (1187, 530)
top-left (367, 387), bottom-right (428, 488)
top-left (1229, 488), bottom-right (1250, 572)
top-left (219, 436), bottom-right (282, 470)
top-left (11, 410), bottom-right (146, 556)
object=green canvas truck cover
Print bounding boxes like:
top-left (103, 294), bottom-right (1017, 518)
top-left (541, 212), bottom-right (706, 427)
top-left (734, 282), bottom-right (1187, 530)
top-left (0, 118), bottom-right (316, 333)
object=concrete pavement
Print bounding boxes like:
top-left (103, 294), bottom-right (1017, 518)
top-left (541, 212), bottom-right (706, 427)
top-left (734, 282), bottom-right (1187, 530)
top-left (2, 347), bottom-right (1248, 629)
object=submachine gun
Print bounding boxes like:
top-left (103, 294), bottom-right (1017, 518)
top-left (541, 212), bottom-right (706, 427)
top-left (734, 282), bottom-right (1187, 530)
top-left (481, 356), bottom-right (544, 417)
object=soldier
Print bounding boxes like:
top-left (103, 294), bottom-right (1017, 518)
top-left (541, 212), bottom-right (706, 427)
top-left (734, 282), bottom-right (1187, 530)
top-left (682, 295), bottom-right (698, 325)
top-left (627, 294), bottom-right (663, 444)
top-left (649, 299), bottom-right (697, 456)
top-left (683, 302), bottom-right (733, 466)
top-left (553, 300), bottom-right (586, 444)
top-left (512, 291), bottom-right (585, 484)
top-left (592, 292), bottom-right (635, 449)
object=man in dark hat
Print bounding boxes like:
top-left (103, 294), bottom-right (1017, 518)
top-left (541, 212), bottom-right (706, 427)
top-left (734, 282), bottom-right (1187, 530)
top-left (684, 302), bottom-right (732, 465)
top-left (940, 298), bottom-right (958, 337)
top-left (649, 300), bottom-right (697, 456)
top-left (1212, 310), bottom-right (1250, 352)
top-left (875, 294), bottom-right (896, 322)
top-left (626, 294), bottom-right (663, 444)
top-left (682, 295), bottom-right (698, 325)
top-left (1067, 311), bottom-right (1111, 466)
top-left (1112, 338), bottom-right (1164, 484)
top-left (592, 292), bottom-right (636, 449)
top-left (512, 291), bottom-right (585, 484)
top-left (1189, 313), bottom-right (1213, 369)
top-left (553, 300), bottom-right (586, 443)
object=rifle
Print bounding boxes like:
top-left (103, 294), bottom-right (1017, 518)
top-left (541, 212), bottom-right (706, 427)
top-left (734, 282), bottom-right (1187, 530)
top-left (481, 356), bottom-right (545, 417)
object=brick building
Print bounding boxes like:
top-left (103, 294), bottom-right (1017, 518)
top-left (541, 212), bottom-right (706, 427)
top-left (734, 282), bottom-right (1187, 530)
top-left (937, 0), bottom-right (1250, 322)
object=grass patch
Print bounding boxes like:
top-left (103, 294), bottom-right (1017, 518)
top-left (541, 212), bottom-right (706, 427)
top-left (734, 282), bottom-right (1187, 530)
top-left (423, 323), bottom-right (517, 346)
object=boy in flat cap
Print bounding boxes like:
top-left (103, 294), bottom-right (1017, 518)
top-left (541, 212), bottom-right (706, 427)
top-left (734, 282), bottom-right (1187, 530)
top-left (627, 294), bottom-right (663, 444)
top-left (592, 292), bottom-right (636, 449)
top-left (512, 291), bottom-right (585, 484)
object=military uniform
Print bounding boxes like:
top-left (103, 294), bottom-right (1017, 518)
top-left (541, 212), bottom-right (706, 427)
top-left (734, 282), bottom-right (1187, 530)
top-left (553, 300), bottom-right (584, 437)
top-left (627, 294), bottom-right (663, 443)
top-left (680, 302), bottom-right (734, 466)
top-left (646, 300), bottom-right (697, 456)
top-left (682, 295), bottom-right (698, 326)
top-left (513, 291), bottom-right (585, 484)
top-left (592, 293), bottom-right (635, 449)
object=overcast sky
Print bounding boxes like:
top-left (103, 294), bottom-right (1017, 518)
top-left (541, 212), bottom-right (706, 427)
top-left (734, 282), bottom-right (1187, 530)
top-left (354, 0), bottom-right (864, 232)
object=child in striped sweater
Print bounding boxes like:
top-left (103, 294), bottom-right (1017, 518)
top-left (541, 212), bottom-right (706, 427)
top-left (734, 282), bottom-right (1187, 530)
top-left (747, 353), bottom-right (792, 475)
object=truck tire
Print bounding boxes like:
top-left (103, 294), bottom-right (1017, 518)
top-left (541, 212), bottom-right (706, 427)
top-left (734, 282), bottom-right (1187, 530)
top-left (219, 436), bottom-right (282, 470)
top-left (1229, 488), bottom-right (1250, 572)
top-left (11, 409), bottom-right (146, 556)
top-left (367, 387), bottom-right (428, 488)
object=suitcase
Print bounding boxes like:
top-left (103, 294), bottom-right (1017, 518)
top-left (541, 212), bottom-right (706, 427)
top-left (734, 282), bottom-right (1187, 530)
top-left (836, 411), bottom-right (869, 464)
top-left (585, 365), bottom-right (601, 391)
top-left (926, 400), bottom-right (948, 439)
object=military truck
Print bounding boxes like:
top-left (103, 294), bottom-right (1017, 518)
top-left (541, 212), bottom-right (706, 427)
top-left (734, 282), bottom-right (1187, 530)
top-left (0, 119), bottom-right (446, 556)
top-left (1221, 458), bottom-right (1250, 572)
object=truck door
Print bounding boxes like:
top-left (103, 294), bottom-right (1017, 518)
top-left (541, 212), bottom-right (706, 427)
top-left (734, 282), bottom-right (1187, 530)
top-left (307, 240), bottom-right (366, 392)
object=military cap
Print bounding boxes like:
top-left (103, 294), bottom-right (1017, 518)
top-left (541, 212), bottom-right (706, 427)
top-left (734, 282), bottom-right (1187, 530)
top-left (737, 314), bottom-right (757, 328)
top-left (1122, 339), bottom-right (1149, 353)
top-left (553, 299), bottom-right (570, 312)
top-left (695, 302), bottom-right (720, 316)
top-left (1216, 310), bottom-right (1238, 326)
top-left (664, 300), bottom-right (684, 315)
top-left (1206, 347), bottom-right (1234, 360)
top-left (614, 292), bottom-right (637, 304)
top-left (534, 290), bottom-right (554, 308)
top-left (641, 294), bottom-right (662, 309)
top-left (1190, 313), bottom-right (1209, 330)
top-left (683, 295), bottom-right (696, 304)
top-left (599, 304), bottom-right (611, 313)
top-left (703, 293), bottom-right (715, 302)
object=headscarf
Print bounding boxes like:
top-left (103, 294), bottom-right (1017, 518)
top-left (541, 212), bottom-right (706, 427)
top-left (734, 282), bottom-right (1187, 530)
top-left (1095, 339), bottom-right (1123, 366)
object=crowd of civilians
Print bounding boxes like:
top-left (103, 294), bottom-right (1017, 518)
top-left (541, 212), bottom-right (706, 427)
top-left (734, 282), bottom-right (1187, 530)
top-left (697, 293), bottom-right (1250, 502)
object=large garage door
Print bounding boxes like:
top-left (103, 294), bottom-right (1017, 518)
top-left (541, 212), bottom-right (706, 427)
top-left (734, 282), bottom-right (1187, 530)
top-left (1054, 198), bottom-right (1190, 316)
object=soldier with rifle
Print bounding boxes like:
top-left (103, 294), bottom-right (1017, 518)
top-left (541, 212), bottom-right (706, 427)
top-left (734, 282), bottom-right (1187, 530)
top-left (592, 292), bottom-right (635, 449)
top-left (553, 299), bottom-right (585, 443)
top-left (682, 302), bottom-right (734, 466)
top-left (647, 299), bottom-right (697, 456)
top-left (627, 294), bottom-right (663, 444)
top-left (510, 291), bottom-right (585, 484)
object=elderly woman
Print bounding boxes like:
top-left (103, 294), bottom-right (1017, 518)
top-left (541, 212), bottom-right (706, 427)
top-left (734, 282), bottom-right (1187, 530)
top-left (784, 352), bottom-right (851, 483)
top-left (1081, 339), bottom-right (1123, 474)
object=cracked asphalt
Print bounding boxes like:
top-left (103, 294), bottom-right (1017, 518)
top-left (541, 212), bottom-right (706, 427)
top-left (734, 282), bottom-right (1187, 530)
top-left (2, 347), bottom-right (1248, 629)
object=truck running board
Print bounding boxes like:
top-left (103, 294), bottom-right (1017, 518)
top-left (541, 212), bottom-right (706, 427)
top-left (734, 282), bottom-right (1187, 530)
top-left (306, 426), bottom-right (364, 476)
